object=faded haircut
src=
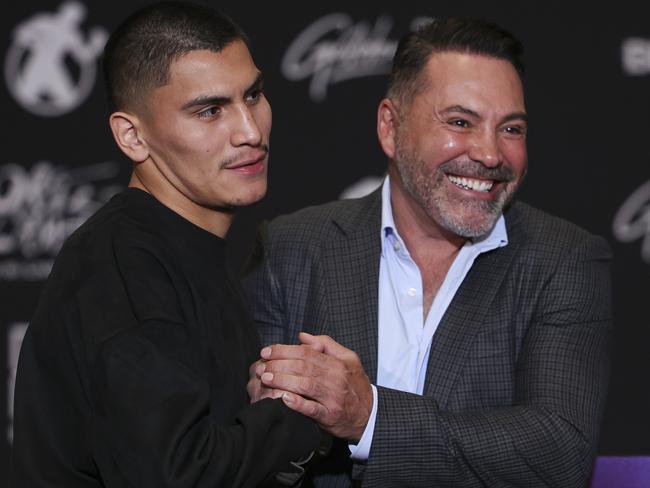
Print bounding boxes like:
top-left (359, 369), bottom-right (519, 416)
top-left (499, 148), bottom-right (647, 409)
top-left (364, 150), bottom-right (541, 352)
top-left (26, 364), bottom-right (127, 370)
top-left (103, 1), bottom-right (248, 112)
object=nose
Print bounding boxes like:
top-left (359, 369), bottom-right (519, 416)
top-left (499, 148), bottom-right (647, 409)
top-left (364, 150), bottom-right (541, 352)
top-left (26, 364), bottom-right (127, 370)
top-left (230, 105), bottom-right (263, 147)
top-left (467, 129), bottom-right (502, 168)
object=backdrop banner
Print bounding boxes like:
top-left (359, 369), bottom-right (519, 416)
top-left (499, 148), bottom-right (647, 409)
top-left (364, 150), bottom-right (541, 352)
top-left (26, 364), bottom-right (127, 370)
top-left (2, 0), bottom-right (648, 479)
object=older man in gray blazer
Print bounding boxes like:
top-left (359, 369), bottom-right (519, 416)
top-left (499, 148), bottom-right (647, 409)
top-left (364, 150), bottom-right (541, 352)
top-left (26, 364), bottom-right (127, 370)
top-left (245, 17), bottom-right (611, 488)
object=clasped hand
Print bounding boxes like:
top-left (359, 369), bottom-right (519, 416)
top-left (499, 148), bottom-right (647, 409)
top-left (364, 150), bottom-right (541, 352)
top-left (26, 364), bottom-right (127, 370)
top-left (247, 332), bottom-right (372, 442)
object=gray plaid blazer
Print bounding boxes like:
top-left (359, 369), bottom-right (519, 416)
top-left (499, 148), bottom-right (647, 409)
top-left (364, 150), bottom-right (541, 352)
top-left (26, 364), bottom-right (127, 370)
top-left (243, 189), bottom-right (612, 488)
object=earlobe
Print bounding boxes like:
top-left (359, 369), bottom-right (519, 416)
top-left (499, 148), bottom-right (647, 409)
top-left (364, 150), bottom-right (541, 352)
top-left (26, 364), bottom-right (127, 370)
top-left (377, 98), bottom-right (398, 159)
top-left (109, 112), bottom-right (149, 163)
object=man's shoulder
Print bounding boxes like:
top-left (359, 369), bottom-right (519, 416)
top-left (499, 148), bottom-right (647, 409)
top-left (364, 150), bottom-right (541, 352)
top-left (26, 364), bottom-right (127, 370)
top-left (506, 200), bottom-right (610, 255)
top-left (55, 189), bottom-right (168, 278)
top-left (266, 190), bottom-right (381, 241)
top-left (60, 190), bottom-right (141, 255)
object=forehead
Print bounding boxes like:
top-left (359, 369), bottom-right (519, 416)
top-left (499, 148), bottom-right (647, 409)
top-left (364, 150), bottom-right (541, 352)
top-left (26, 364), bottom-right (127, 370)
top-left (419, 51), bottom-right (525, 111)
top-left (155, 41), bottom-right (258, 101)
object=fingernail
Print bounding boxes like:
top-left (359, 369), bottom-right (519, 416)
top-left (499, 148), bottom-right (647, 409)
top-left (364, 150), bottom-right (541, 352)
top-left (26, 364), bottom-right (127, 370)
top-left (261, 347), bottom-right (271, 359)
top-left (283, 392), bottom-right (294, 403)
top-left (261, 372), bottom-right (274, 382)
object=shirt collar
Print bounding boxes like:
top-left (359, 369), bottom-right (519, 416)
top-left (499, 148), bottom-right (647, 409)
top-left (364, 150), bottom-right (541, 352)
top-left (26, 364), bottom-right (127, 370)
top-left (380, 174), bottom-right (508, 256)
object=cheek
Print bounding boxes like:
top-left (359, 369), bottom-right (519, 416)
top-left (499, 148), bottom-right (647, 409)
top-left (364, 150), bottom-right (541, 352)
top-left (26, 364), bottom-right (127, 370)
top-left (254, 100), bottom-right (272, 138)
top-left (502, 140), bottom-right (528, 175)
top-left (424, 131), bottom-right (467, 162)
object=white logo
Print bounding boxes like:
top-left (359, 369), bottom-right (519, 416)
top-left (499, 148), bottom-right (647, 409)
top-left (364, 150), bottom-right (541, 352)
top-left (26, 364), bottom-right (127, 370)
top-left (339, 175), bottom-right (384, 199)
top-left (282, 13), bottom-right (433, 102)
top-left (4, 1), bottom-right (108, 117)
top-left (0, 160), bottom-right (122, 280)
top-left (7, 322), bottom-right (28, 443)
top-left (612, 180), bottom-right (650, 263)
top-left (621, 37), bottom-right (650, 75)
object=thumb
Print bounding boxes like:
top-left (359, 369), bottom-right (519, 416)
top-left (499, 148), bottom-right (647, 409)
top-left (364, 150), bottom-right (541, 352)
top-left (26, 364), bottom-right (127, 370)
top-left (298, 331), bottom-right (325, 352)
top-left (299, 332), bottom-right (349, 358)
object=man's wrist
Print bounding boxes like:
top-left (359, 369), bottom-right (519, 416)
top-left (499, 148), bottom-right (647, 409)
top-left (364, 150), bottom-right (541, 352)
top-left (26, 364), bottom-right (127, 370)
top-left (348, 384), bottom-right (378, 460)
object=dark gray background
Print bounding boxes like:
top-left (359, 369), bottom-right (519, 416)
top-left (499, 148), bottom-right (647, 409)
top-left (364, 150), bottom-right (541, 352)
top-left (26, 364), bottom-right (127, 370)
top-left (2, 0), bottom-right (648, 480)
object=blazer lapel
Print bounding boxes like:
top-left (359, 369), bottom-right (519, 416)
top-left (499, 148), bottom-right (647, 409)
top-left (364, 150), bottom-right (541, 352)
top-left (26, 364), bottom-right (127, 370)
top-left (318, 191), bottom-right (382, 384)
top-left (422, 215), bottom-right (522, 406)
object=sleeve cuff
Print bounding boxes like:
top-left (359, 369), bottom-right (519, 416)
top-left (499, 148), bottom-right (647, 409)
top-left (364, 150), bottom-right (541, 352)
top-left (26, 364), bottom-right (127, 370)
top-left (348, 384), bottom-right (378, 460)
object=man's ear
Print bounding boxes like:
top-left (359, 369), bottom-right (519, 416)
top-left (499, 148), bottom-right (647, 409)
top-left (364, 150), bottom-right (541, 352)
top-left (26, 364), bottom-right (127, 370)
top-left (109, 111), bottom-right (149, 163)
top-left (377, 98), bottom-right (400, 159)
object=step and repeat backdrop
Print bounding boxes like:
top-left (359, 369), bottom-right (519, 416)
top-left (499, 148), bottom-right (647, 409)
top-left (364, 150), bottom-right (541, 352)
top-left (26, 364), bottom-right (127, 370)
top-left (2, 0), bottom-right (649, 479)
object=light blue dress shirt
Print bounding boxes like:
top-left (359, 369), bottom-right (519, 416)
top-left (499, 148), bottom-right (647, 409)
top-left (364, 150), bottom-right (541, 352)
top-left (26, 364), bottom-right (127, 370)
top-left (349, 176), bottom-right (508, 460)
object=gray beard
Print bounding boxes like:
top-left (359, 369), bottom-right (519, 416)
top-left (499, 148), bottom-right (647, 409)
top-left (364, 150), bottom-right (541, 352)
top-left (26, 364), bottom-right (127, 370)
top-left (395, 148), bottom-right (519, 239)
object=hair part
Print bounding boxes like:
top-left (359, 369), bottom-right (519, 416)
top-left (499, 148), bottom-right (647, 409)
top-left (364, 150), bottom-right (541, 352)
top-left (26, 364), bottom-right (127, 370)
top-left (103, 1), bottom-right (249, 112)
top-left (387, 18), bottom-right (525, 109)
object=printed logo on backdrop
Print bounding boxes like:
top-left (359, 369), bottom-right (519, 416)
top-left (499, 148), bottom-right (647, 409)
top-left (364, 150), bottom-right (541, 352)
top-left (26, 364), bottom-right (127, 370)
top-left (613, 180), bottom-right (650, 263)
top-left (621, 37), bottom-right (650, 75)
top-left (0, 161), bottom-right (122, 281)
top-left (339, 175), bottom-right (383, 199)
top-left (4, 1), bottom-right (108, 117)
top-left (7, 322), bottom-right (28, 442)
top-left (282, 13), bottom-right (433, 102)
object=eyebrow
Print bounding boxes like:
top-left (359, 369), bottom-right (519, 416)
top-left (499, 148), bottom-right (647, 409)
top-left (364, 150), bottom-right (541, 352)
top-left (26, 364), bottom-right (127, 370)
top-left (181, 71), bottom-right (264, 110)
top-left (442, 104), bottom-right (528, 124)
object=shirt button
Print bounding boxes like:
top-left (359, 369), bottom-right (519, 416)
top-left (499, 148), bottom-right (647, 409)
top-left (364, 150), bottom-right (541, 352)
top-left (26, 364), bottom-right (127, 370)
top-left (393, 241), bottom-right (401, 251)
top-left (407, 287), bottom-right (417, 296)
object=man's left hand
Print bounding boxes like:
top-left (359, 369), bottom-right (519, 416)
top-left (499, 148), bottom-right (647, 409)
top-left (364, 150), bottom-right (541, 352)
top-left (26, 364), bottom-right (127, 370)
top-left (259, 332), bottom-right (373, 442)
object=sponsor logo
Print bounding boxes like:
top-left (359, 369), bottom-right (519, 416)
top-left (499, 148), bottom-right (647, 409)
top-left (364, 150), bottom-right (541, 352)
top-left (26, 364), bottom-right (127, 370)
top-left (0, 160), bottom-right (122, 280)
top-left (621, 37), bottom-right (650, 75)
top-left (612, 180), bottom-right (650, 263)
top-left (4, 1), bottom-right (108, 116)
top-left (282, 13), bottom-right (433, 102)
top-left (339, 175), bottom-right (383, 199)
top-left (7, 322), bottom-right (28, 442)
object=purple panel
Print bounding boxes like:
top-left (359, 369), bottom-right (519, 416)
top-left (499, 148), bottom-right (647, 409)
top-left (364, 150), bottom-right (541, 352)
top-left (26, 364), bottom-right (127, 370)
top-left (591, 457), bottom-right (650, 488)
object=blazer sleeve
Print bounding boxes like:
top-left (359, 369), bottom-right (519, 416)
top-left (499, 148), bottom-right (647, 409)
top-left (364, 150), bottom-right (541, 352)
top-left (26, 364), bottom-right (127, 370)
top-left (364, 234), bottom-right (612, 487)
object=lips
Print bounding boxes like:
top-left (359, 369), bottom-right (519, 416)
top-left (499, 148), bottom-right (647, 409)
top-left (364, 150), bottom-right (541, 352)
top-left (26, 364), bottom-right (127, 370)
top-left (224, 152), bottom-right (267, 175)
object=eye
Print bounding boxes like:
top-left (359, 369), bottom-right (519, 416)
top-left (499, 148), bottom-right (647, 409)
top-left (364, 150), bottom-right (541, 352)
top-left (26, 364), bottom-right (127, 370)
top-left (246, 87), bottom-right (264, 103)
top-left (449, 119), bottom-right (470, 128)
top-left (503, 124), bottom-right (527, 136)
top-left (197, 106), bottom-right (220, 119)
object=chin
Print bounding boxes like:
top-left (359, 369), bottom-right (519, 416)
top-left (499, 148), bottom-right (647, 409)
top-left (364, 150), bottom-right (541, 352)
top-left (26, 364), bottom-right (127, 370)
top-left (231, 187), bottom-right (267, 207)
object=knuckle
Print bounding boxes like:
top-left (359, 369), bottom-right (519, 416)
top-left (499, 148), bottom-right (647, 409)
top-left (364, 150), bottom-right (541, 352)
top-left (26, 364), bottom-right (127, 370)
top-left (329, 403), bottom-right (344, 419)
top-left (301, 377), bottom-right (317, 396)
top-left (309, 402), bottom-right (320, 417)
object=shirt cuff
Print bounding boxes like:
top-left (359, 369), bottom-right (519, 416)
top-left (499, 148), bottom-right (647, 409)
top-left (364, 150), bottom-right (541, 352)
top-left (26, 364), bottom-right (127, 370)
top-left (348, 384), bottom-right (378, 460)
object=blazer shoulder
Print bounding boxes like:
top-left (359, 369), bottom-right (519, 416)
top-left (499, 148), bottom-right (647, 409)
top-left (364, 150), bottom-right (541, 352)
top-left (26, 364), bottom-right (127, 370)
top-left (507, 200), bottom-right (611, 257)
top-left (266, 190), bottom-right (381, 243)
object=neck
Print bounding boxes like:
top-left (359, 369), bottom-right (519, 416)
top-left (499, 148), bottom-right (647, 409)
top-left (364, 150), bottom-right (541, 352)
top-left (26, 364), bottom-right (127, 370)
top-left (128, 164), bottom-right (233, 238)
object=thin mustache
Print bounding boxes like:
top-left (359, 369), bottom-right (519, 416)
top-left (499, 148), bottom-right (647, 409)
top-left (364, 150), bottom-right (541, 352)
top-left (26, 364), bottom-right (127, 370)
top-left (220, 144), bottom-right (269, 169)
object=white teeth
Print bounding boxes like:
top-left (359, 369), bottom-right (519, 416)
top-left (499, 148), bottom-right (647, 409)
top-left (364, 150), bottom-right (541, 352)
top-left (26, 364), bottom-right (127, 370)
top-left (448, 175), bottom-right (494, 192)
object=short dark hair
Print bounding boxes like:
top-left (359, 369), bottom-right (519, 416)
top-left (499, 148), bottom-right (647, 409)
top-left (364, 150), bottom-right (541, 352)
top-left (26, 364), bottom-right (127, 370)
top-left (103, 1), bottom-right (248, 112)
top-left (387, 18), bottom-right (524, 106)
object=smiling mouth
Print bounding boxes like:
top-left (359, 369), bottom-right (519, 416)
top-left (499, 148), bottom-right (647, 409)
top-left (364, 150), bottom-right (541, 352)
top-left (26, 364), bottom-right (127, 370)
top-left (448, 174), bottom-right (495, 193)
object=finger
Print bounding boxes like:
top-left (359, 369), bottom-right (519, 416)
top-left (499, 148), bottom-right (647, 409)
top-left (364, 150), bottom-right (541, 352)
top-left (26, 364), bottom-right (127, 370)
top-left (259, 387), bottom-right (285, 400)
top-left (263, 358), bottom-right (318, 376)
top-left (298, 332), bottom-right (326, 353)
top-left (261, 343), bottom-right (330, 366)
top-left (299, 333), bottom-right (352, 360)
top-left (261, 371), bottom-right (323, 400)
top-left (246, 377), bottom-right (263, 402)
top-left (248, 359), bottom-right (266, 379)
top-left (281, 392), bottom-right (328, 422)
